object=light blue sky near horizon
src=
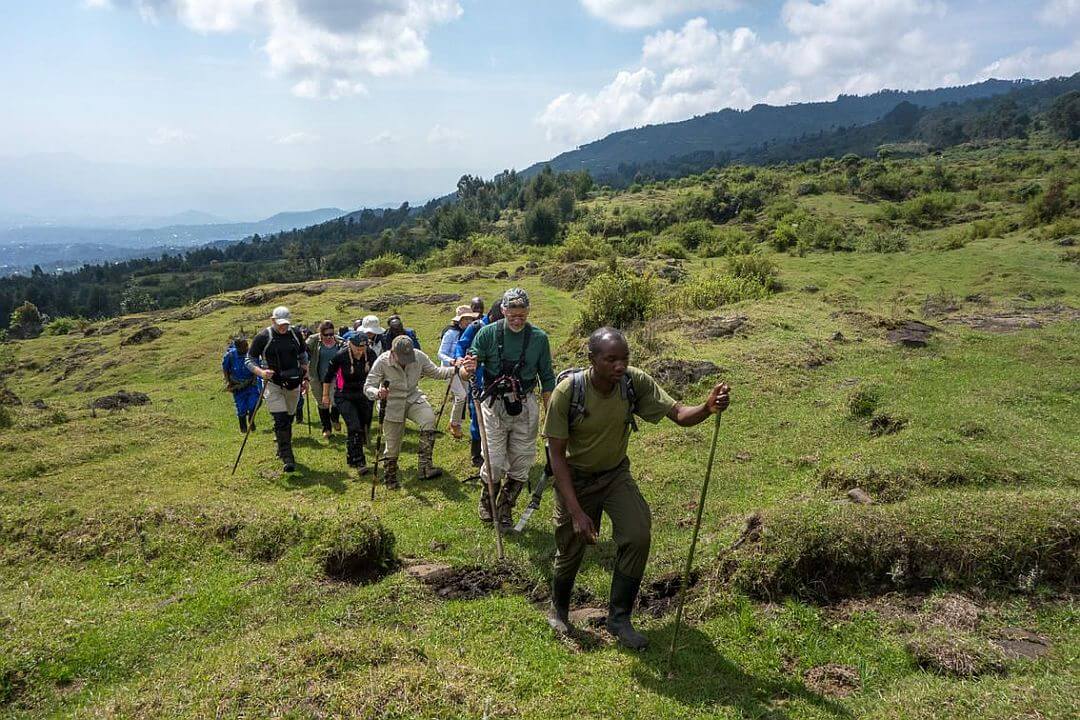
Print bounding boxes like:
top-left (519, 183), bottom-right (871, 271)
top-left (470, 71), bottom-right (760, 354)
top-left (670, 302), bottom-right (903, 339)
top-left (1, 1), bottom-right (1078, 219)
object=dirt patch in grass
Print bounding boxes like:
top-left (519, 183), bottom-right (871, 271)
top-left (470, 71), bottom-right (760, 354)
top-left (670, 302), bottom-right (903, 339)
top-left (648, 359), bottom-right (722, 393)
top-left (407, 561), bottom-right (529, 600)
top-left (992, 628), bottom-right (1053, 660)
top-left (721, 488), bottom-right (1080, 601)
top-left (819, 464), bottom-right (1029, 503)
top-left (121, 326), bottom-right (163, 346)
top-left (907, 634), bottom-right (1007, 677)
top-left (360, 293), bottom-right (462, 312)
top-left (886, 321), bottom-right (936, 347)
top-left (165, 296), bottom-right (235, 320)
top-left (692, 315), bottom-right (747, 339)
top-left (541, 261), bottom-right (601, 291)
top-left (91, 390), bottom-right (151, 410)
top-left (311, 514), bottom-right (397, 585)
top-left (804, 664), bottom-right (860, 698)
top-left (637, 570), bottom-right (701, 618)
top-left (942, 305), bottom-right (1080, 333)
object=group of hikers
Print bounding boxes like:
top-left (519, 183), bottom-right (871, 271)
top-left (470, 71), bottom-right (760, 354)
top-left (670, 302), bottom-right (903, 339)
top-left (222, 288), bottom-right (731, 649)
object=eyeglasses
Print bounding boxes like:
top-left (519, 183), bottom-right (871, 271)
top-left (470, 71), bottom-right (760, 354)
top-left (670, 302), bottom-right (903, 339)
top-left (321, 332), bottom-right (335, 337)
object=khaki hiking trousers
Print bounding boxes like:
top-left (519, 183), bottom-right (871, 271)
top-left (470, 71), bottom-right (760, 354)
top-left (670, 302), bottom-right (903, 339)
top-left (478, 392), bottom-right (540, 483)
top-left (380, 399), bottom-right (436, 459)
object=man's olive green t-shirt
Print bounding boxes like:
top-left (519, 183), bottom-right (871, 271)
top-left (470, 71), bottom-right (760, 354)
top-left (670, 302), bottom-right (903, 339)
top-left (544, 366), bottom-right (675, 473)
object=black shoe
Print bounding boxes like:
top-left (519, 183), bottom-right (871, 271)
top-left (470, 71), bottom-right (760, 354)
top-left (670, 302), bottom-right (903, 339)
top-left (547, 576), bottom-right (575, 635)
top-left (470, 438), bottom-right (483, 468)
top-left (238, 416), bottom-right (248, 433)
top-left (247, 413), bottom-right (256, 432)
top-left (606, 571), bottom-right (648, 650)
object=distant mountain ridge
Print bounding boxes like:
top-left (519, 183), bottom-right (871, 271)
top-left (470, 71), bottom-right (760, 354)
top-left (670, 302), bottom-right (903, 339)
top-left (524, 78), bottom-right (1036, 181)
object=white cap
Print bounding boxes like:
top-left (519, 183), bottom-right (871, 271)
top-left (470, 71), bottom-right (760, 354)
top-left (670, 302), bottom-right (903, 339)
top-left (360, 314), bottom-right (385, 335)
top-left (272, 306), bottom-right (291, 326)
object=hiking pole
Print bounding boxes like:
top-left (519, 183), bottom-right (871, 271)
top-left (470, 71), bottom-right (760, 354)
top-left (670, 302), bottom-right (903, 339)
top-left (305, 385), bottom-right (312, 435)
top-left (514, 443), bottom-right (551, 533)
top-left (231, 384), bottom-right (267, 476)
top-left (371, 380), bottom-right (390, 501)
top-left (471, 378), bottom-right (504, 560)
top-left (433, 368), bottom-right (456, 435)
top-left (666, 411), bottom-right (723, 677)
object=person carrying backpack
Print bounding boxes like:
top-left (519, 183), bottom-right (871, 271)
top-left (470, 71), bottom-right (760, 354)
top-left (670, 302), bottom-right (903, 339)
top-left (468, 288), bottom-right (556, 529)
top-left (222, 335), bottom-right (261, 433)
top-left (543, 327), bottom-right (730, 650)
top-left (245, 306), bottom-right (310, 472)
top-left (385, 314), bottom-right (421, 350)
top-left (306, 320), bottom-right (344, 438)
top-left (455, 301), bottom-right (503, 467)
top-left (438, 305), bottom-right (478, 439)
top-left (322, 334), bottom-right (377, 474)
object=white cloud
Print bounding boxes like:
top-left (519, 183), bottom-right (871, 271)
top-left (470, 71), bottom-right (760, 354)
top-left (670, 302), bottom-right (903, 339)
top-left (148, 126), bottom-right (194, 145)
top-left (92, 1), bottom-right (463, 99)
top-left (83, 0), bottom-right (113, 9)
top-left (367, 131), bottom-right (399, 145)
top-left (427, 124), bottom-right (465, 144)
top-left (1038, 0), bottom-right (1080, 23)
top-left (540, 1), bottom-right (976, 145)
top-left (580, 0), bottom-right (738, 29)
top-left (979, 40), bottom-right (1080, 80)
top-left (274, 131), bottom-right (319, 145)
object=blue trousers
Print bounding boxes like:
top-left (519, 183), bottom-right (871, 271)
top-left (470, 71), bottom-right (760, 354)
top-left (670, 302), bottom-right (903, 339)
top-left (232, 386), bottom-right (260, 417)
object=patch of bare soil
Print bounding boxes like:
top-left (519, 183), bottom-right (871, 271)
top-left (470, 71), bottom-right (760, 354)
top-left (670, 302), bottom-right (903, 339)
top-left (238, 279), bottom-right (378, 305)
top-left (91, 390), bottom-right (151, 410)
top-left (992, 628), bottom-right (1052, 660)
top-left (648, 359), bottom-right (722, 393)
top-left (637, 570), bottom-right (700, 618)
top-left (541, 261), bottom-right (600, 291)
top-left (804, 664), bottom-right (860, 698)
top-left (907, 635), bottom-right (1007, 677)
top-left (886, 321), bottom-right (936, 347)
top-left (693, 315), bottom-right (747, 339)
top-left (121, 326), bottom-right (163, 346)
top-left (0, 386), bottom-right (20, 406)
top-left (406, 562), bottom-right (527, 600)
top-left (360, 293), bottom-right (462, 312)
top-left (445, 270), bottom-right (495, 283)
top-left (165, 297), bottom-right (235, 321)
top-left (942, 305), bottom-right (1080, 333)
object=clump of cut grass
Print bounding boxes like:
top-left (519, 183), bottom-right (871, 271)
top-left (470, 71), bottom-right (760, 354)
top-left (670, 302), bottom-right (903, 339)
top-left (233, 512), bottom-right (308, 562)
top-left (907, 633), bottom-right (1007, 677)
top-left (724, 488), bottom-right (1080, 601)
top-left (847, 385), bottom-right (882, 418)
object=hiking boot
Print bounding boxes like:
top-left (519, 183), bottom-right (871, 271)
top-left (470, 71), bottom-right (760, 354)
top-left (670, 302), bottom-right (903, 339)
top-left (417, 430), bottom-right (443, 480)
top-left (294, 411), bottom-right (303, 426)
top-left (357, 465), bottom-right (370, 476)
top-left (547, 576), bottom-right (576, 635)
top-left (322, 430), bottom-right (332, 439)
top-left (332, 421), bottom-right (342, 433)
top-left (383, 457), bottom-right (400, 489)
top-left (605, 571), bottom-right (648, 650)
top-left (247, 413), bottom-right (256, 432)
top-left (346, 434), bottom-right (367, 469)
top-left (495, 477), bottom-right (527, 530)
top-left (478, 481), bottom-right (494, 523)
top-left (449, 422), bottom-right (463, 440)
top-left (470, 438), bottom-right (483, 468)
top-left (238, 415), bottom-right (248, 434)
top-left (274, 428), bottom-right (296, 473)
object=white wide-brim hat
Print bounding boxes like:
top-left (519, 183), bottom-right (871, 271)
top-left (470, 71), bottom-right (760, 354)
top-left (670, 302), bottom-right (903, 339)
top-left (360, 314), bottom-right (386, 335)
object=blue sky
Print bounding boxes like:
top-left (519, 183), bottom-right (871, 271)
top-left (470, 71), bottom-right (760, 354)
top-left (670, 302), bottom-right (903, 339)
top-left (1, 1), bottom-right (1078, 218)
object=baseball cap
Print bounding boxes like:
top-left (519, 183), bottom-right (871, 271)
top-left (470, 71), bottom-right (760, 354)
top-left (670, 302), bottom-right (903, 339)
top-left (391, 334), bottom-right (416, 364)
top-left (501, 288), bottom-right (530, 309)
top-left (272, 306), bottom-right (291, 325)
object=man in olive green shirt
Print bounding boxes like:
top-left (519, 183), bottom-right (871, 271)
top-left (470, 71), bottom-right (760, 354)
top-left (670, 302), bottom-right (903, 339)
top-left (469, 288), bottom-right (557, 528)
top-left (544, 327), bottom-right (730, 650)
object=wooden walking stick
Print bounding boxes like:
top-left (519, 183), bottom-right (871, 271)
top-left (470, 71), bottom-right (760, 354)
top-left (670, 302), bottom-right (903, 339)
top-left (433, 368), bottom-right (456, 435)
top-left (305, 384), bottom-right (312, 435)
top-left (666, 411), bottom-right (723, 676)
top-left (471, 378), bottom-right (504, 560)
top-left (371, 380), bottom-right (390, 501)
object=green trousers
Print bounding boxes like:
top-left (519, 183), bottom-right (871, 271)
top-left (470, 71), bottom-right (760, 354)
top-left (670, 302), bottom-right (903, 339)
top-left (552, 458), bottom-right (652, 583)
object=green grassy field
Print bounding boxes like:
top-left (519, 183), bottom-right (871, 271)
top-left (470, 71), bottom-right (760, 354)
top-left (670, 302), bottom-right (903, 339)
top-left (1, 144), bottom-right (1078, 719)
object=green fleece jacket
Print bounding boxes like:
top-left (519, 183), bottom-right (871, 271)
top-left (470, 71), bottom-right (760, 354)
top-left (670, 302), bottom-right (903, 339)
top-left (469, 320), bottom-right (556, 394)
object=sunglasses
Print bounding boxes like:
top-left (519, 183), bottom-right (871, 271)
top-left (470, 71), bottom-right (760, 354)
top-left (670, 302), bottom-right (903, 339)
top-left (321, 332), bottom-right (335, 337)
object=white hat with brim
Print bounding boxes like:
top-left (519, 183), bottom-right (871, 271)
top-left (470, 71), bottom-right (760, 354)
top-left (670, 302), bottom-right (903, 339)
top-left (272, 306), bottom-right (291, 325)
top-left (360, 314), bottom-right (385, 335)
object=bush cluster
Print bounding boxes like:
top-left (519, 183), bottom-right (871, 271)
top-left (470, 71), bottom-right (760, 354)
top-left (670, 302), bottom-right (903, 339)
top-left (578, 268), bottom-right (657, 333)
top-left (358, 252), bottom-right (409, 278)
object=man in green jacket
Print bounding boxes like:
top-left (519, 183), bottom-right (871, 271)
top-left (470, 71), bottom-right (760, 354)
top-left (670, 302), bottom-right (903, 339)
top-left (544, 327), bottom-right (730, 650)
top-left (469, 288), bottom-right (557, 529)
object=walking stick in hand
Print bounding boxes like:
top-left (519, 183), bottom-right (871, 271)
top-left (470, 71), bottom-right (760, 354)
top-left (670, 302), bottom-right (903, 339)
top-left (231, 386), bottom-right (266, 476)
top-left (471, 377), bottom-right (504, 561)
top-left (371, 380), bottom-right (390, 501)
top-left (433, 368), bottom-right (456, 435)
top-left (666, 410), bottom-right (723, 676)
top-left (305, 384), bottom-right (312, 435)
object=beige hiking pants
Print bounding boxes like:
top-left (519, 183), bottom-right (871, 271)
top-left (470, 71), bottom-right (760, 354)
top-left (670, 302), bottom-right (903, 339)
top-left (479, 392), bottom-right (539, 483)
top-left (381, 399), bottom-right (436, 459)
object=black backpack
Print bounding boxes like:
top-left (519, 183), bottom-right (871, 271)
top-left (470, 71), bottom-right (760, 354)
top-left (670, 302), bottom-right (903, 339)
top-left (558, 368), bottom-right (639, 432)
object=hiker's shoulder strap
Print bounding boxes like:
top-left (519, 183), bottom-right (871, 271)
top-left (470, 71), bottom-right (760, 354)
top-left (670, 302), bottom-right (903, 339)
top-left (568, 370), bottom-right (587, 427)
top-left (517, 323), bottom-right (532, 367)
top-left (621, 373), bottom-right (640, 432)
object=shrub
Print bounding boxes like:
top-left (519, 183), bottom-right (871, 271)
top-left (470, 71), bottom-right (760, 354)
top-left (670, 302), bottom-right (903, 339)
top-left (665, 220), bottom-right (717, 250)
top-left (699, 227), bottom-right (753, 257)
top-left (932, 231), bottom-right (968, 251)
top-left (8, 301), bottom-right (44, 339)
top-left (860, 229), bottom-right (909, 253)
top-left (770, 221), bottom-right (799, 251)
top-left (43, 317), bottom-right (79, 336)
top-left (727, 254), bottom-right (780, 290)
top-left (312, 512), bottom-right (396, 584)
top-left (359, 252), bottom-right (409, 278)
top-left (578, 269), bottom-right (657, 333)
top-left (524, 199), bottom-right (562, 245)
top-left (1023, 177), bottom-right (1070, 227)
top-left (425, 234), bottom-right (513, 269)
top-left (555, 228), bottom-right (613, 263)
top-left (848, 385), bottom-right (881, 418)
top-left (674, 275), bottom-right (769, 310)
top-left (651, 237), bottom-right (689, 259)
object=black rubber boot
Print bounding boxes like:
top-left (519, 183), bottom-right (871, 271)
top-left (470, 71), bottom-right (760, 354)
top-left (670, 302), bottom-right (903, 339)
top-left (547, 576), bottom-right (576, 635)
top-left (477, 482), bottom-right (494, 523)
top-left (470, 438), bottom-right (483, 468)
top-left (346, 433), bottom-right (367, 474)
top-left (247, 412), bottom-right (256, 432)
top-left (606, 571), bottom-right (648, 650)
top-left (275, 428), bottom-right (296, 473)
top-left (238, 415), bottom-right (248, 434)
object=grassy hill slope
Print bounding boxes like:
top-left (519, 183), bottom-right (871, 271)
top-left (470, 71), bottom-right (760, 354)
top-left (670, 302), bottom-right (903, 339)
top-left (1, 143), bottom-right (1078, 719)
